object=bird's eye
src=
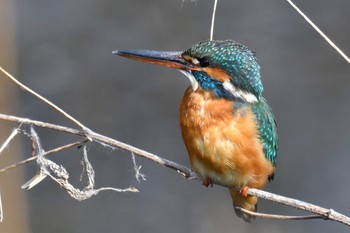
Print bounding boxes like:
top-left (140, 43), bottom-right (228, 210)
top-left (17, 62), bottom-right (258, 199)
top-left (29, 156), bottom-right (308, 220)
top-left (199, 58), bottom-right (210, 68)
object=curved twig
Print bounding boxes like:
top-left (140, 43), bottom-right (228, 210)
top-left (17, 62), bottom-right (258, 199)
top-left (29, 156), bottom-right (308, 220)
top-left (247, 188), bottom-right (350, 225)
top-left (210, 0), bottom-right (218, 40)
top-left (235, 207), bottom-right (324, 220)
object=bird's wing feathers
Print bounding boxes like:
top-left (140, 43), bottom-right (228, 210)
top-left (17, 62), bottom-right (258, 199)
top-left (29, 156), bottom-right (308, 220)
top-left (252, 98), bottom-right (278, 166)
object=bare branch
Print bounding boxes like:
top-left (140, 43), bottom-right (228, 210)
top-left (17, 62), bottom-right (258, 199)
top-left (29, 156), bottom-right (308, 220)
top-left (0, 114), bottom-right (85, 136)
top-left (44, 143), bottom-right (139, 200)
top-left (0, 113), bottom-right (197, 180)
top-left (0, 113), bottom-right (349, 226)
top-left (19, 127), bottom-right (138, 198)
top-left (0, 139), bottom-right (88, 174)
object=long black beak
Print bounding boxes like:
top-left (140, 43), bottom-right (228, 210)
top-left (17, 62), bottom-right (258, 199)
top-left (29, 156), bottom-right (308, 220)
top-left (113, 49), bottom-right (196, 70)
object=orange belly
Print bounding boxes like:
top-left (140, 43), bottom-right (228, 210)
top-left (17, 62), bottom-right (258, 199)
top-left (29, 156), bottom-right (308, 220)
top-left (180, 87), bottom-right (274, 189)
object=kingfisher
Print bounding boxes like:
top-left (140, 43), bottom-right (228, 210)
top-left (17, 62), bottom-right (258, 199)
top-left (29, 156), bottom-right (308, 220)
top-left (113, 40), bottom-right (277, 222)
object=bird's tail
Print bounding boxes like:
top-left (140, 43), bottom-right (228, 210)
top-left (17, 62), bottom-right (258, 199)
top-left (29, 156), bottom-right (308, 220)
top-left (229, 189), bottom-right (257, 222)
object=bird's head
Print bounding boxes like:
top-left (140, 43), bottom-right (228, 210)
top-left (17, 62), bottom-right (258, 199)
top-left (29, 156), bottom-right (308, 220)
top-left (114, 40), bottom-right (263, 102)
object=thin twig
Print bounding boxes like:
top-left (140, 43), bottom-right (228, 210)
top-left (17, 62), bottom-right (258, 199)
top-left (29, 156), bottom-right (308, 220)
top-left (247, 188), bottom-right (350, 225)
top-left (21, 126), bottom-right (50, 190)
top-left (236, 207), bottom-right (323, 220)
top-left (131, 152), bottom-right (146, 183)
top-left (285, 0), bottom-right (350, 64)
top-left (0, 126), bottom-right (20, 154)
top-left (0, 67), bottom-right (90, 129)
top-left (81, 145), bottom-right (95, 190)
top-left (0, 139), bottom-right (88, 174)
top-left (210, 0), bottom-right (218, 40)
top-left (0, 113), bottom-right (349, 226)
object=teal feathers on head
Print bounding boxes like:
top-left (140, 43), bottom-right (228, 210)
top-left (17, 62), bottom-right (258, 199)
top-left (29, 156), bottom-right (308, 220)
top-left (183, 40), bottom-right (264, 98)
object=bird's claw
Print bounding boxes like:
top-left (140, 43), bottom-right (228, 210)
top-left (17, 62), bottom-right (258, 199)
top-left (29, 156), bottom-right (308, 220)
top-left (239, 186), bottom-right (249, 197)
top-left (202, 177), bottom-right (213, 187)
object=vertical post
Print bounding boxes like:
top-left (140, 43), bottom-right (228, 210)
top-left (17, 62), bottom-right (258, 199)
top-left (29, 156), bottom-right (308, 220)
top-left (0, 1), bottom-right (30, 232)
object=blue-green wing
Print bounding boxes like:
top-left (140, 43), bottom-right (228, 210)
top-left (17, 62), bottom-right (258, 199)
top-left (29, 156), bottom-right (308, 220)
top-left (252, 98), bottom-right (278, 166)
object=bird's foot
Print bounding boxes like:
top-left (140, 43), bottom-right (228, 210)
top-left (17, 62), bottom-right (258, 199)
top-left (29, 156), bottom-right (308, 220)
top-left (202, 177), bottom-right (213, 187)
top-left (239, 186), bottom-right (249, 197)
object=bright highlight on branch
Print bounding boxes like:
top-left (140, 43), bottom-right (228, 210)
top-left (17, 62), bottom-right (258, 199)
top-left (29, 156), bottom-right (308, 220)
top-left (210, 0), bottom-right (218, 40)
top-left (0, 126), bottom-right (20, 154)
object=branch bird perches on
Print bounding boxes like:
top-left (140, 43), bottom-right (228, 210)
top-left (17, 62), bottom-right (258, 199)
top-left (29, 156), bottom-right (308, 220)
top-left (0, 112), bottom-right (349, 226)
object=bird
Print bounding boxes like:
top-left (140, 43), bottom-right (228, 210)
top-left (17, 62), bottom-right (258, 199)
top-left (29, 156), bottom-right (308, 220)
top-left (113, 39), bottom-right (277, 222)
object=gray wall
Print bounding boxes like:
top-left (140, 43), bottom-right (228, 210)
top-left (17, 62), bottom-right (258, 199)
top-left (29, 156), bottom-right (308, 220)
top-left (13, 0), bottom-right (350, 232)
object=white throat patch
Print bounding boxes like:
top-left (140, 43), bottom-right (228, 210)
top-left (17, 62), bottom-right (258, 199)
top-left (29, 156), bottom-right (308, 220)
top-left (222, 81), bottom-right (258, 103)
top-left (180, 70), bottom-right (199, 91)
top-left (179, 71), bottom-right (258, 103)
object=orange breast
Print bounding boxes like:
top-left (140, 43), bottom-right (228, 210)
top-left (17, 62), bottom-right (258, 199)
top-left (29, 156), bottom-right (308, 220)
top-left (180, 87), bottom-right (274, 189)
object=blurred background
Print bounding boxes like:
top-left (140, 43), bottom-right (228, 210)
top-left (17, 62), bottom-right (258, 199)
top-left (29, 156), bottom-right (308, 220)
top-left (1, 0), bottom-right (350, 232)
